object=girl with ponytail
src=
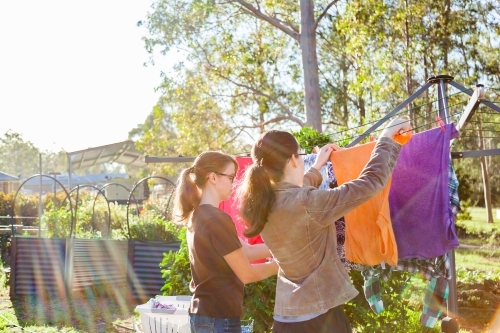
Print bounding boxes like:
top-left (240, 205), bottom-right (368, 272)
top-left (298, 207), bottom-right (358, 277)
top-left (172, 151), bottom-right (278, 333)
top-left (237, 119), bottom-right (411, 333)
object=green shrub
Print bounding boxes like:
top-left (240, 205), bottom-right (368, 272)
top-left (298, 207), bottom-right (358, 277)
top-left (141, 197), bottom-right (175, 221)
top-left (41, 203), bottom-right (73, 238)
top-left (160, 228), bottom-right (191, 296)
top-left (243, 277), bottom-right (276, 333)
top-left (456, 199), bottom-right (472, 221)
top-left (129, 212), bottom-right (181, 241)
top-left (291, 126), bottom-right (332, 153)
top-left (346, 270), bottom-right (441, 332)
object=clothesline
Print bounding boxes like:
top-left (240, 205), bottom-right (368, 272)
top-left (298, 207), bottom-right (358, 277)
top-left (474, 111), bottom-right (500, 115)
top-left (300, 110), bottom-right (464, 151)
top-left (458, 136), bottom-right (500, 139)
top-left (460, 129), bottom-right (500, 134)
top-left (468, 121), bottom-right (500, 124)
top-left (230, 85), bottom-right (497, 156)
top-left (322, 91), bottom-right (471, 140)
top-left (231, 110), bottom-right (464, 156)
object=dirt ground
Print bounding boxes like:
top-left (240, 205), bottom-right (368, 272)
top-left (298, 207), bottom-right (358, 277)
top-left (456, 279), bottom-right (500, 333)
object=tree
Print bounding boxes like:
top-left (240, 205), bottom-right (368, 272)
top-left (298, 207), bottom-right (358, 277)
top-left (138, 0), bottom-right (500, 204)
top-left (0, 131), bottom-right (41, 178)
top-left (143, 0), bottom-right (347, 133)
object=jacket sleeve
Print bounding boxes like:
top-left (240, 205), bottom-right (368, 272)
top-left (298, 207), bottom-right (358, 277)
top-left (304, 137), bottom-right (401, 226)
top-left (303, 167), bottom-right (322, 188)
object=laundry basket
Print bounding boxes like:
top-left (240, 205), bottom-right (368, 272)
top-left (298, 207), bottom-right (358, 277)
top-left (136, 295), bottom-right (192, 333)
top-left (240, 319), bottom-right (254, 333)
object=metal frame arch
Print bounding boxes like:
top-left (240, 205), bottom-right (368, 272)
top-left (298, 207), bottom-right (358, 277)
top-left (126, 176), bottom-right (176, 239)
top-left (10, 174), bottom-right (75, 238)
top-left (96, 182), bottom-right (138, 239)
top-left (63, 184), bottom-right (111, 239)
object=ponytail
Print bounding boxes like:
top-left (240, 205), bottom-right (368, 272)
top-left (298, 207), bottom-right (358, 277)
top-left (172, 166), bottom-right (200, 224)
top-left (237, 163), bottom-right (275, 238)
top-left (237, 130), bottom-right (299, 238)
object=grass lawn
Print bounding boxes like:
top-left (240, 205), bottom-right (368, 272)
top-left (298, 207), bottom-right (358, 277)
top-left (458, 207), bottom-right (500, 234)
top-left (456, 206), bottom-right (500, 273)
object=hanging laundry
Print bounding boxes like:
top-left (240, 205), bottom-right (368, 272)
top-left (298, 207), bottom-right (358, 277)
top-left (361, 253), bottom-right (451, 328)
top-left (389, 124), bottom-right (460, 260)
top-left (330, 141), bottom-right (398, 266)
top-left (449, 163), bottom-right (460, 215)
top-left (302, 154), bottom-right (336, 189)
top-left (334, 217), bottom-right (367, 272)
top-left (421, 277), bottom-right (449, 327)
top-left (359, 164), bottom-right (459, 329)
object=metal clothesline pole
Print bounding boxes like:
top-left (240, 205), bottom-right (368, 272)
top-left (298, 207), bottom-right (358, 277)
top-left (436, 77), bottom-right (459, 323)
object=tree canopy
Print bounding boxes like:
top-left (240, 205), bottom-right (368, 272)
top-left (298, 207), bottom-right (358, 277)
top-left (134, 0), bottom-right (500, 211)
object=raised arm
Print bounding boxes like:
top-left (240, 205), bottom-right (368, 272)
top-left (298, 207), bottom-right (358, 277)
top-left (305, 118), bottom-right (410, 225)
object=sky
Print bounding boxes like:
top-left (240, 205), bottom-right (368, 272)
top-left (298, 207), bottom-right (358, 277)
top-left (0, 0), bottom-right (173, 153)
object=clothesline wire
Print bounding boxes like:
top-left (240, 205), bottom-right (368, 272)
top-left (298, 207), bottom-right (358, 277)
top-left (468, 121), bottom-right (500, 125)
top-left (233, 109), bottom-right (465, 156)
top-left (323, 104), bottom-right (465, 145)
top-left (322, 99), bottom-right (469, 142)
top-left (232, 86), bottom-right (478, 156)
top-left (475, 111), bottom-right (500, 115)
top-left (460, 128), bottom-right (500, 133)
top-left (301, 110), bottom-right (464, 150)
top-left (458, 136), bottom-right (500, 139)
top-left (322, 88), bottom-right (472, 139)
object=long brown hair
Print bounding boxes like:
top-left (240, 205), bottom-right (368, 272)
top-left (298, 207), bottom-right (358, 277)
top-left (237, 130), bottom-right (299, 237)
top-left (172, 151), bottom-right (238, 224)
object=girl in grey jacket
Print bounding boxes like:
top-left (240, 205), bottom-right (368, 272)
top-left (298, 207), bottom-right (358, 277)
top-left (237, 118), bottom-right (410, 333)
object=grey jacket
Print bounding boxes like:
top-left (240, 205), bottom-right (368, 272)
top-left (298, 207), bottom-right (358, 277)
top-left (260, 137), bottom-right (402, 316)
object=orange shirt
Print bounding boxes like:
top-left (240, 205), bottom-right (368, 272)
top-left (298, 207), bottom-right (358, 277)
top-left (329, 141), bottom-right (398, 266)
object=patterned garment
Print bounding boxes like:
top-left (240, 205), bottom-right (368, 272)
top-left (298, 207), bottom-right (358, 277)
top-left (421, 277), bottom-right (449, 327)
top-left (302, 154), bottom-right (336, 190)
top-left (449, 162), bottom-right (460, 215)
top-left (361, 257), bottom-right (450, 327)
top-left (362, 273), bottom-right (384, 314)
top-left (149, 298), bottom-right (177, 309)
top-left (335, 217), bottom-right (366, 272)
top-left (361, 252), bottom-right (451, 282)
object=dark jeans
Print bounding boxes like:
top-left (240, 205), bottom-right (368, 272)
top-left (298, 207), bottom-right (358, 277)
top-left (272, 305), bottom-right (352, 333)
top-left (189, 314), bottom-right (242, 333)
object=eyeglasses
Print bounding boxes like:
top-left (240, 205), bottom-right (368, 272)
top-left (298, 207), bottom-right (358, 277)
top-left (214, 172), bottom-right (235, 183)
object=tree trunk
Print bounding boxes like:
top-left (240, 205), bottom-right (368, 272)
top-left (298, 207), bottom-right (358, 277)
top-left (341, 46), bottom-right (349, 126)
top-left (300, 0), bottom-right (322, 132)
top-left (404, 0), bottom-right (415, 127)
top-left (478, 120), bottom-right (494, 223)
top-left (442, 0), bottom-right (451, 70)
top-left (358, 97), bottom-right (365, 125)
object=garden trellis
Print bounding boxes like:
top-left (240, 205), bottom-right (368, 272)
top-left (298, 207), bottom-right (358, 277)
top-left (7, 175), bottom-right (180, 304)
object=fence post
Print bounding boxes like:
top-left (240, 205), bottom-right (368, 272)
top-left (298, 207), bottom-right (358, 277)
top-left (65, 237), bottom-right (74, 296)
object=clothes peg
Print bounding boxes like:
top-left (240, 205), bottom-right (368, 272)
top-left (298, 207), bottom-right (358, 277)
top-left (436, 116), bottom-right (446, 132)
top-left (392, 125), bottom-right (413, 145)
top-left (369, 136), bottom-right (375, 142)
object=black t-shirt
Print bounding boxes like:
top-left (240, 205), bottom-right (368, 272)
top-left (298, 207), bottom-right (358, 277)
top-left (187, 204), bottom-right (243, 318)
